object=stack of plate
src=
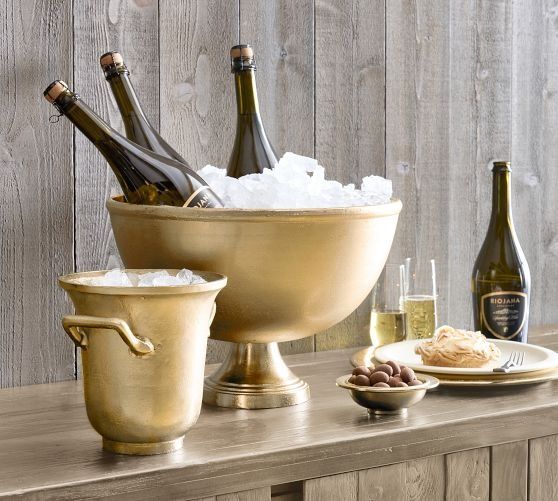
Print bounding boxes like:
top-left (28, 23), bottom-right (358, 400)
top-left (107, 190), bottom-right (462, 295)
top-left (351, 340), bottom-right (558, 387)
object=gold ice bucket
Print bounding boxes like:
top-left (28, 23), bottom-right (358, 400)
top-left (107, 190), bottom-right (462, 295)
top-left (59, 269), bottom-right (227, 455)
top-left (107, 198), bottom-right (402, 409)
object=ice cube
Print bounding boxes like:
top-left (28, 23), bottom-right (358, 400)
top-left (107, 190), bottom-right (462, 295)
top-left (152, 275), bottom-right (184, 286)
top-left (177, 268), bottom-right (194, 284)
top-left (138, 270), bottom-right (171, 287)
top-left (98, 269), bottom-right (133, 287)
top-left (190, 275), bottom-right (206, 284)
top-left (72, 269), bottom-right (207, 287)
top-left (125, 272), bottom-right (140, 287)
top-left (279, 152), bottom-right (318, 173)
top-left (198, 152), bottom-right (393, 209)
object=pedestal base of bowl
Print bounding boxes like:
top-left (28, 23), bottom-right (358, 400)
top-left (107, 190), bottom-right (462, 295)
top-left (368, 408), bottom-right (408, 416)
top-left (102, 436), bottom-right (184, 455)
top-left (203, 342), bottom-right (310, 409)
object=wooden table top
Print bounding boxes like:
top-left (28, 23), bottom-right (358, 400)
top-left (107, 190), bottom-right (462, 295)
top-left (2, 326), bottom-right (558, 500)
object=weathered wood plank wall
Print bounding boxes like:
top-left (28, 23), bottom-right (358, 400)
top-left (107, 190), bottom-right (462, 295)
top-left (1, 0), bottom-right (557, 387)
top-left (0, 0), bottom-right (75, 387)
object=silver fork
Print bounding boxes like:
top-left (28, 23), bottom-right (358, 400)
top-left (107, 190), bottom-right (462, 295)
top-left (493, 351), bottom-right (525, 373)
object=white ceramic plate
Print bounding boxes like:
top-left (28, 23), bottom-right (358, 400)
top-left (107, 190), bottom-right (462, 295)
top-left (373, 339), bottom-right (558, 375)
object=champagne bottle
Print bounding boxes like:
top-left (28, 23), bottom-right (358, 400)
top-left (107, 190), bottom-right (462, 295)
top-left (227, 44), bottom-right (278, 178)
top-left (99, 51), bottom-right (188, 165)
top-left (44, 80), bottom-right (222, 208)
top-left (472, 161), bottom-right (530, 342)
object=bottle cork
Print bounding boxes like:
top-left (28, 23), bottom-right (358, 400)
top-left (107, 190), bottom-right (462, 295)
top-left (99, 51), bottom-right (124, 69)
top-left (230, 44), bottom-right (256, 72)
top-left (230, 44), bottom-right (254, 59)
top-left (43, 80), bottom-right (70, 103)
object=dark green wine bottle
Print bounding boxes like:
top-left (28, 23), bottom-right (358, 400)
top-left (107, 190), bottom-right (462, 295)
top-left (44, 80), bottom-right (222, 208)
top-left (99, 51), bottom-right (189, 166)
top-left (227, 44), bottom-right (278, 178)
top-left (472, 161), bottom-right (530, 342)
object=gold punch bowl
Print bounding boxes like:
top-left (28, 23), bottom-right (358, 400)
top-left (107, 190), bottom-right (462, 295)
top-left (107, 197), bottom-right (402, 409)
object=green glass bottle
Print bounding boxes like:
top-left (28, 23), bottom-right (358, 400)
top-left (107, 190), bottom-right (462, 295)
top-left (99, 51), bottom-right (189, 165)
top-left (227, 44), bottom-right (278, 178)
top-left (472, 161), bottom-right (530, 342)
top-left (44, 80), bottom-right (222, 208)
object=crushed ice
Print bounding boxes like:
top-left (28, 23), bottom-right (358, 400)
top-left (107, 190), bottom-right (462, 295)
top-left (73, 269), bottom-right (206, 287)
top-left (198, 152), bottom-right (393, 209)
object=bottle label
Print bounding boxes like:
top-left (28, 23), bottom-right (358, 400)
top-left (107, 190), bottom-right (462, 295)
top-left (480, 291), bottom-right (528, 340)
top-left (183, 186), bottom-right (219, 209)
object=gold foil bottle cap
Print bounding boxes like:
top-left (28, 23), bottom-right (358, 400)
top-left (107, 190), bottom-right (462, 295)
top-left (100, 51), bottom-right (124, 69)
top-left (43, 80), bottom-right (70, 103)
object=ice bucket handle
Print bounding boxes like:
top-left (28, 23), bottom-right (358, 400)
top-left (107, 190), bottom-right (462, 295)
top-left (62, 315), bottom-right (155, 356)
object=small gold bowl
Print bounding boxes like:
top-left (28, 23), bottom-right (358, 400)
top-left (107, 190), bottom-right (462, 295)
top-left (336, 373), bottom-right (439, 416)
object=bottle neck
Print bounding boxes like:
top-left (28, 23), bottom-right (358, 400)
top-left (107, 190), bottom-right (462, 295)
top-left (57, 95), bottom-right (115, 145)
top-left (234, 70), bottom-right (260, 115)
top-left (108, 71), bottom-right (152, 123)
top-left (488, 169), bottom-right (513, 230)
top-left (55, 94), bottom-right (149, 194)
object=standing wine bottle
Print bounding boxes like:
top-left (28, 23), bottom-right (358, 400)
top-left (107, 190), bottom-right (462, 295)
top-left (99, 51), bottom-right (188, 165)
top-left (227, 44), bottom-right (278, 178)
top-left (44, 80), bottom-right (222, 208)
top-left (472, 161), bottom-right (530, 342)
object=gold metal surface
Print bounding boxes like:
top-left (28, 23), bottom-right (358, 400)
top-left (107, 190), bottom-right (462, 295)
top-left (422, 367), bottom-right (558, 386)
top-left (62, 315), bottom-right (155, 354)
top-left (107, 198), bottom-right (402, 408)
top-left (59, 269), bottom-right (227, 455)
top-left (203, 343), bottom-right (310, 409)
top-left (336, 374), bottom-right (439, 415)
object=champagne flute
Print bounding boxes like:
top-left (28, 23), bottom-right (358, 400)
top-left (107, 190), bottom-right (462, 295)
top-left (370, 264), bottom-right (407, 347)
top-left (401, 258), bottom-right (438, 339)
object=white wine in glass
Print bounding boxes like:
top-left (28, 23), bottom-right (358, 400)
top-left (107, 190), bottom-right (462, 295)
top-left (401, 258), bottom-right (437, 340)
top-left (401, 295), bottom-right (436, 340)
top-left (370, 310), bottom-right (406, 347)
top-left (370, 264), bottom-right (406, 347)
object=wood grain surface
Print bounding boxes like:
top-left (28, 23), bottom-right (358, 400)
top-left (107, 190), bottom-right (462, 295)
top-left (0, 0), bottom-right (75, 388)
top-left (529, 434), bottom-right (558, 501)
top-left (385, 0), bottom-right (512, 329)
top-left (159, 0), bottom-right (238, 363)
top-left (357, 463), bottom-right (406, 500)
top-left (159, 0), bottom-right (238, 171)
top-left (511, 0), bottom-right (558, 327)
top-left (490, 440), bottom-right (528, 501)
top-left (73, 0), bottom-right (159, 377)
top-left (304, 472), bottom-right (357, 501)
top-left (239, 0), bottom-right (315, 356)
top-left (314, 0), bottom-right (386, 351)
top-left (446, 448), bottom-right (490, 501)
top-left (74, 0), bottom-right (159, 273)
top-left (405, 455), bottom-right (445, 501)
top-left (2, 0), bottom-right (558, 387)
top-left (1, 327), bottom-right (558, 499)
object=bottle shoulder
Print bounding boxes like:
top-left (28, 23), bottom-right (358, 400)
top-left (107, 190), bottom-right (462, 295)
top-left (227, 114), bottom-right (278, 176)
top-left (473, 222), bottom-right (529, 272)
